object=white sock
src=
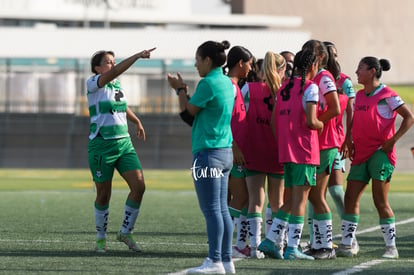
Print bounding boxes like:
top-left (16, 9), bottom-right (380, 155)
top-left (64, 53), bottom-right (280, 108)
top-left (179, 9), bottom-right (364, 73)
top-left (236, 214), bottom-right (248, 249)
top-left (266, 218), bottom-right (288, 247)
top-left (317, 219), bottom-right (333, 249)
top-left (312, 219), bottom-right (321, 249)
top-left (381, 222), bottom-right (396, 247)
top-left (228, 207), bottom-right (241, 232)
top-left (120, 204), bottom-right (140, 234)
top-left (287, 223), bottom-right (304, 249)
top-left (307, 202), bottom-right (314, 245)
top-left (341, 219), bottom-right (358, 246)
top-left (265, 206), bottom-right (272, 235)
top-left (95, 207), bottom-right (109, 239)
top-left (247, 216), bottom-right (262, 248)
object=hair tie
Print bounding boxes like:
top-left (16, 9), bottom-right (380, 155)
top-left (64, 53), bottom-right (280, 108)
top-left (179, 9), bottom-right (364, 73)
top-left (277, 59), bottom-right (286, 70)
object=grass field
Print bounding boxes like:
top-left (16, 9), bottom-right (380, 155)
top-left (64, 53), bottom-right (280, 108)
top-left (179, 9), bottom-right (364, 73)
top-left (0, 169), bottom-right (413, 274)
top-left (353, 85), bottom-right (414, 105)
top-left (390, 85), bottom-right (414, 104)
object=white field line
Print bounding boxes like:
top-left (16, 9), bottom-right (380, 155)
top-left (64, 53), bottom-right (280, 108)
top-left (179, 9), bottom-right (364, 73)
top-left (0, 217), bottom-right (413, 275)
top-left (168, 217), bottom-right (414, 275)
top-left (331, 217), bottom-right (414, 275)
top-left (331, 259), bottom-right (390, 275)
top-left (331, 259), bottom-right (414, 275)
top-left (3, 217), bottom-right (413, 246)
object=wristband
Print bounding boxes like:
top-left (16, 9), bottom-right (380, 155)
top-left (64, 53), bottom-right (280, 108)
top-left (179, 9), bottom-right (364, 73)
top-left (176, 87), bottom-right (187, 95)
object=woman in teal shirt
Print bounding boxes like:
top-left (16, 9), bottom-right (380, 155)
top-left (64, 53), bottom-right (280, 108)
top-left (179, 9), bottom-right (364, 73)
top-left (168, 40), bottom-right (235, 274)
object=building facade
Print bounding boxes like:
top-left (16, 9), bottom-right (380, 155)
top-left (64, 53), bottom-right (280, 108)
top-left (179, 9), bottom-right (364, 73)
top-left (231, 0), bottom-right (414, 84)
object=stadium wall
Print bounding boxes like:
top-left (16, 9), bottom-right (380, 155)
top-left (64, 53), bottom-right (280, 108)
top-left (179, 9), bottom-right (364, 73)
top-left (0, 113), bottom-right (193, 169)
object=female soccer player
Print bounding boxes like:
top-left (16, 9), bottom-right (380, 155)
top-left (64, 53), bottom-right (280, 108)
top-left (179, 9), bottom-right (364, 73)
top-left (302, 40), bottom-right (340, 259)
top-left (86, 47), bottom-right (155, 253)
top-left (259, 49), bottom-right (323, 260)
top-left (226, 45), bottom-right (254, 259)
top-left (242, 51), bottom-right (286, 258)
top-left (337, 56), bottom-right (414, 259)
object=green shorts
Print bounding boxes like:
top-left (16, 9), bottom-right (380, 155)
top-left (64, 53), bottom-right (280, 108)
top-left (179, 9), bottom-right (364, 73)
top-left (284, 163), bottom-right (317, 188)
top-left (317, 148), bottom-right (338, 175)
top-left (230, 164), bottom-right (247, 178)
top-left (347, 150), bottom-right (394, 184)
top-left (332, 151), bottom-right (346, 172)
top-left (88, 136), bottom-right (142, 183)
top-left (245, 169), bottom-right (284, 179)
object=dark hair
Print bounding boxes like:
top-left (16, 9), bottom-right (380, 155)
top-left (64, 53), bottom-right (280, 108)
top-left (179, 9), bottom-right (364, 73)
top-left (238, 56), bottom-right (261, 88)
top-left (280, 51), bottom-right (295, 60)
top-left (280, 49), bottom-right (316, 101)
top-left (280, 51), bottom-right (294, 79)
top-left (248, 57), bottom-right (264, 82)
top-left (360, 56), bottom-right (391, 79)
top-left (256, 58), bottom-right (264, 73)
top-left (226, 46), bottom-right (253, 70)
top-left (323, 41), bottom-right (340, 80)
top-left (197, 40), bottom-right (230, 68)
top-left (90, 50), bottom-right (114, 74)
top-left (302, 39), bottom-right (328, 68)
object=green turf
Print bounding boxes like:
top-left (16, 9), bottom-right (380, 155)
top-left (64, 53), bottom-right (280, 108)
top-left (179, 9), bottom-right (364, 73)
top-left (0, 169), bottom-right (194, 191)
top-left (1, 169), bottom-right (413, 192)
top-left (389, 85), bottom-right (414, 104)
top-left (354, 85), bottom-right (414, 104)
top-left (0, 169), bottom-right (413, 274)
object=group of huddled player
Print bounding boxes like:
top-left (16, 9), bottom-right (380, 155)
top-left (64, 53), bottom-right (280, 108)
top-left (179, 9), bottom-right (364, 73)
top-left (225, 39), bottom-right (414, 262)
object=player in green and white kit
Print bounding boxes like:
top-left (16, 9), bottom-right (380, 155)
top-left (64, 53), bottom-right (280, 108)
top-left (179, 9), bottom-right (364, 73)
top-left (86, 48), bottom-right (155, 253)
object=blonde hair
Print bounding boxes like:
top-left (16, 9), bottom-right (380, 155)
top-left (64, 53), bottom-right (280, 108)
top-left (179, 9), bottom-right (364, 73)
top-left (264, 51), bottom-right (285, 98)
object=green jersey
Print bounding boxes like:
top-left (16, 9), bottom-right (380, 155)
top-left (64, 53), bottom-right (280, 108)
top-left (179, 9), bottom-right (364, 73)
top-left (189, 67), bottom-right (234, 153)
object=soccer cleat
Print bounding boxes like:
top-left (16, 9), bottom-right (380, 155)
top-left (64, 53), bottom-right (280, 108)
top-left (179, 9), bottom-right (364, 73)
top-left (382, 246), bottom-right (399, 259)
top-left (222, 261), bottom-right (236, 274)
top-left (311, 248), bottom-right (336, 259)
top-left (352, 239), bottom-right (360, 255)
top-left (95, 238), bottom-right (106, 253)
top-left (187, 257), bottom-right (225, 274)
top-left (116, 231), bottom-right (142, 252)
top-left (232, 245), bottom-right (251, 258)
top-left (250, 247), bottom-right (265, 259)
top-left (258, 238), bottom-right (283, 259)
top-left (300, 241), bottom-right (312, 253)
top-left (284, 247), bottom-right (314, 260)
top-left (336, 244), bottom-right (357, 257)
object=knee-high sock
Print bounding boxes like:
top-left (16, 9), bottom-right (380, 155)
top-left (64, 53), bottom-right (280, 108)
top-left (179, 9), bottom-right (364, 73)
top-left (328, 185), bottom-right (345, 219)
top-left (236, 210), bottom-right (248, 249)
top-left (307, 201), bottom-right (314, 245)
top-left (247, 213), bottom-right (262, 248)
top-left (265, 202), bottom-right (272, 235)
top-left (313, 212), bottom-right (333, 249)
top-left (341, 214), bottom-right (359, 246)
top-left (120, 198), bottom-right (141, 234)
top-left (266, 210), bottom-right (290, 247)
top-left (380, 217), bottom-right (396, 247)
top-left (229, 207), bottom-right (241, 233)
top-left (287, 215), bottom-right (305, 249)
top-left (95, 202), bottom-right (109, 239)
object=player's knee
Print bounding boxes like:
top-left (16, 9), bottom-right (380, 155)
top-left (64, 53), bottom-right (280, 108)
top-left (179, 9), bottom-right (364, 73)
top-left (132, 179), bottom-right (146, 195)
